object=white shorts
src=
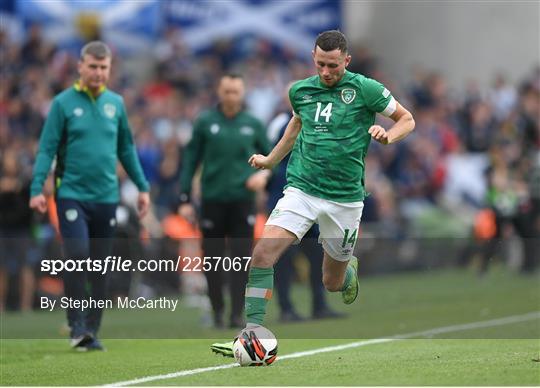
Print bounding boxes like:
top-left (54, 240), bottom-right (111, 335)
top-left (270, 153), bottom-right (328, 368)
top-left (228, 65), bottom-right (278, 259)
top-left (266, 187), bottom-right (364, 261)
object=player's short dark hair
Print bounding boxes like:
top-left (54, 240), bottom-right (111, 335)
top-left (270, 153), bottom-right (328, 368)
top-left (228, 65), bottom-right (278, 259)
top-left (80, 41), bottom-right (112, 60)
top-left (315, 30), bottom-right (348, 53)
top-left (221, 73), bottom-right (243, 80)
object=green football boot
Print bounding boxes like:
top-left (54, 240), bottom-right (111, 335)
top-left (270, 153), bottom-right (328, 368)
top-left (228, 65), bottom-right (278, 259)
top-left (210, 341), bottom-right (234, 358)
top-left (342, 256), bottom-right (359, 305)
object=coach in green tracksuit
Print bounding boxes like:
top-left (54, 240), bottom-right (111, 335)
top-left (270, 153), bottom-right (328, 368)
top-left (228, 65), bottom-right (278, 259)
top-left (179, 74), bottom-right (271, 329)
top-left (30, 41), bottom-right (149, 351)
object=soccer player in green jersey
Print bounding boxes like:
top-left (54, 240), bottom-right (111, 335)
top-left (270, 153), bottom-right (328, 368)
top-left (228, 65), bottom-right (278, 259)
top-left (211, 30), bottom-right (415, 357)
top-left (30, 41), bottom-right (150, 351)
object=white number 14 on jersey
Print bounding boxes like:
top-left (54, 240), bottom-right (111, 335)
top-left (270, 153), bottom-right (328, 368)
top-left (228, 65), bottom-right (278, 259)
top-left (314, 102), bottom-right (333, 122)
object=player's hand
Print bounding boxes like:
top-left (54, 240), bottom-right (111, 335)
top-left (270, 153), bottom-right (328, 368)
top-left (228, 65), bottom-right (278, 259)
top-left (29, 194), bottom-right (48, 214)
top-left (178, 203), bottom-right (197, 225)
top-left (137, 192), bottom-right (150, 219)
top-left (248, 154), bottom-right (274, 170)
top-left (246, 170), bottom-right (271, 192)
top-left (368, 125), bottom-right (390, 145)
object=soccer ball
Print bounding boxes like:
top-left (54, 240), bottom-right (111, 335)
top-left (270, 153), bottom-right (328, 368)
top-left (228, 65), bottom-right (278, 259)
top-left (233, 326), bottom-right (278, 366)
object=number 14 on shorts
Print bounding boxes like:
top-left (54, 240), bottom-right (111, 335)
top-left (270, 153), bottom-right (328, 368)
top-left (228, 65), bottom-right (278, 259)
top-left (341, 228), bottom-right (358, 248)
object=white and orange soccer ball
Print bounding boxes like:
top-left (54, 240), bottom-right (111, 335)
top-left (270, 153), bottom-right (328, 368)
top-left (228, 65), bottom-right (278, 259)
top-left (233, 326), bottom-right (278, 366)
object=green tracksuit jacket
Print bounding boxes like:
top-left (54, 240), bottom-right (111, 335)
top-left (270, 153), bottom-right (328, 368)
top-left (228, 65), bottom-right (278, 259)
top-left (31, 83), bottom-right (149, 203)
top-left (180, 107), bottom-right (271, 202)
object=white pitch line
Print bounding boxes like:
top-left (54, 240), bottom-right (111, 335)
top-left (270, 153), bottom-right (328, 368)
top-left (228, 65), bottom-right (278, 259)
top-left (104, 364), bottom-right (238, 387)
top-left (104, 311), bottom-right (540, 387)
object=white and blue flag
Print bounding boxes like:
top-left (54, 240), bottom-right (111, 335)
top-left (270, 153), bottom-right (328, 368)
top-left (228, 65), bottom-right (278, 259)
top-left (164, 0), bottom-right (341, 57)
top-left (11, 0), bottom-right (341, 57)
top-left (15, 0), bottom-right (161, 55)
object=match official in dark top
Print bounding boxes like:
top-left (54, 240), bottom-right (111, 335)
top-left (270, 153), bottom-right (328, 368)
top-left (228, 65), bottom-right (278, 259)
top-left (179, 74), bottom-right (271, 328)
top-left (30, 41), bottom-right (150, 351)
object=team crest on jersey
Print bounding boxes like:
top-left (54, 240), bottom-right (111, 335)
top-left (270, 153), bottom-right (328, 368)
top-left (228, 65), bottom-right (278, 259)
top-left (341, 89), bottom-right (356, 104)
top-left (210, 124), bottom-right (220, 134)
top-left (240, 126), bottom-right (254, 136)
top-left (104, 103), bottom-right (116, 119)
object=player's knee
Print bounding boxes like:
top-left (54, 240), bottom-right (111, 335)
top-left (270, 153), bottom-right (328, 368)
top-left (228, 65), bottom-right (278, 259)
top-left (251, 242), bottom-right (276, 268)
top-left (322, 274), bottom-right (342, 292)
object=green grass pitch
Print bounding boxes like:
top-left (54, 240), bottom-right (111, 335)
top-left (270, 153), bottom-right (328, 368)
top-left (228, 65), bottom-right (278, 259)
top-left (1, 268), bottom-right (539, 386)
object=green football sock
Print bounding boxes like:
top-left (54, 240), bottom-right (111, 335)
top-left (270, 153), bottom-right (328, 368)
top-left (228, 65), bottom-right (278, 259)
top-left (341, 265), bottom-right (354, 291)
top-left (245, 266), bottom-right (274, 325)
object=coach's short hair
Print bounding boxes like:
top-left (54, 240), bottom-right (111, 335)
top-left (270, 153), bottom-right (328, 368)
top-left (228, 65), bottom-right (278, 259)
top-left (221, 73), bottom-right (244, 80)
top-left (80, 41), bottom-right (111, 60)
top-left (315, 30), bottom-right (348, 53)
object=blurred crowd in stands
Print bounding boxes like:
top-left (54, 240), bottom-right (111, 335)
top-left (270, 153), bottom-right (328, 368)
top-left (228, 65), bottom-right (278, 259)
top-left (1, 25), bottom-right (538, 311)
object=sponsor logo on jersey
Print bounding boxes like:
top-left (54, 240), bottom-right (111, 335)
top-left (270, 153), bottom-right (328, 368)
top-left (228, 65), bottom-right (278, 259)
top-left (65, 209), bottom-right (78, 222)
top-left (382, 88), bottom-right (390, 98)
top-left (104, 103), bottom-right (116, 119)
top-left (210, 124), bottom-right (220, 134)
top-left (341, 89), bottom-right (356, 104)
top-left (240, 126), bottom-right (254, 136)
top-left (302, 94), bottom-right (313, 101)
top-left (73, 107), bottom-right (84, 117)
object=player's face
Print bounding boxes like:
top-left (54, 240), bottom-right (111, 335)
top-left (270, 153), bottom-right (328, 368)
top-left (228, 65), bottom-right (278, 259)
top-left (78, 54), bottom-right (111, 93)
top-left (217, 77), bottom-right (245, 108)
top-left (312, 46), bottom-right (351, 87)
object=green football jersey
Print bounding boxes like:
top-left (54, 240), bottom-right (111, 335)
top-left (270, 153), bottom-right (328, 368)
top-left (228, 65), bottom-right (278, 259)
top-left (287, 70), bottom-right (395, 202)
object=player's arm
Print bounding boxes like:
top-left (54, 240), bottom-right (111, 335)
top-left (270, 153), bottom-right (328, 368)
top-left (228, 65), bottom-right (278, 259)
top-left (179, 117), bottom-right (204, 201)
top-left (246, 120), bottom-right (273, 191)
top-left (369, 102), bottom-right (415, 145)
top-left (248, 115), bottom-right (301, 170)
top-left (117, 101), bottom-right (151, 218)
top-left (178, 117), bottom-right (205, 220)
top-left (29, 99), bottom-right (65, 213)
